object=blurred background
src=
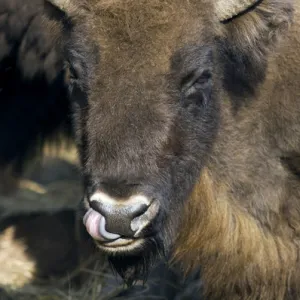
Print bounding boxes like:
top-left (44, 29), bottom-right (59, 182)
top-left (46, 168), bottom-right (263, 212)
top-left (0, 142), bottom-right (202, 300)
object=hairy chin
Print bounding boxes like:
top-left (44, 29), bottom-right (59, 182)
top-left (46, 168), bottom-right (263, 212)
top-left (108, 236), bottom-right (166, 286)
top-left (105, 214), bottom-right (179, 285)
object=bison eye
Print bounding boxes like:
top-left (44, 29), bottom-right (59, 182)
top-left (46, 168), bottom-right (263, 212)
top-left (181, 69), bottom-right (212, 108)
top-left (183, 70), bottom-right (211, 96)
top-left (65, 60), bottom-right (82, 85)
top-left (193, 71), bottom-right (212, 88)
top-left (69, 65), bottom-right (78, 81)
top-left (67, 63), bottom-right (79, 82)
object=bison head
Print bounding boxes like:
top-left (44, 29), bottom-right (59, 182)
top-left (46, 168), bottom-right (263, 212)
top-left (69, 0), bottom-right (221, 281)
top-left (44, 0), bottom-right (292, 283)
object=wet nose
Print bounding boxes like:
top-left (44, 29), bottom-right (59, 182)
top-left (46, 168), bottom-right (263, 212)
top-left (89, 192), bottom-right (152, 238)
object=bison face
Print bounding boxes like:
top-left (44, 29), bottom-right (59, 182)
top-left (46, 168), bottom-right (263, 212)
top-left (54, 0), bottom-right (276, 283)
top-left (81, 43), bottom-right (219, 274)
top-left (63, 1), bottom-right (221, 281)
top-left (0, 0), bottom-right (294, 293)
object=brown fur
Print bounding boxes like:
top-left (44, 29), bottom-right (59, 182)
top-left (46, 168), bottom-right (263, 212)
top-left (173, 2), bottom-right (300, 299)
top-left (47, 0), bottom-right (300, 298)
top-left (77, 0), bottom-right (214, 70)
top-left (174, 169), bottom-right (299, 299)
top-left (69, 0), bottom-right (299, 298)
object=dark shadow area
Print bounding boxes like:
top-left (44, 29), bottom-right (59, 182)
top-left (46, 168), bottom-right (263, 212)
top-left (0, 210), bottom-right (79, 280)
top-left (0, 209), bottom-right (204, 299)
top-left (112, 263), bottom-right (203, 300)
top-left (0, 157), bottom-right (204, 299)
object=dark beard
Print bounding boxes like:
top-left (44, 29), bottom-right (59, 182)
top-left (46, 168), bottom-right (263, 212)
top-left (108, 236), bottom-right (166, 286)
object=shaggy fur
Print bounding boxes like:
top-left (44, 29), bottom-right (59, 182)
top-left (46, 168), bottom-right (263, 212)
top-left (174, 169), bottom-right (299, 299)
top-left (174, 2), bottom-right (300, 299)
top-left (1, 0), bottom-right (300, 299)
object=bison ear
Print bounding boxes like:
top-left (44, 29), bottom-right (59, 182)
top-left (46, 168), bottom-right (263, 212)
top-left (215, 0), bottom-right (294, 107)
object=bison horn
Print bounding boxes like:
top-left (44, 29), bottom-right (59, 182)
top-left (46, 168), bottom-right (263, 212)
top-left (216, 0), bottom-right (262, 22)
top-left (46, 0), bottom-right (72, 12)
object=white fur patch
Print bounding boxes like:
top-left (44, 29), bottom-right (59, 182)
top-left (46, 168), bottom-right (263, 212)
top-left (90, 192), bottom-right (151, 207)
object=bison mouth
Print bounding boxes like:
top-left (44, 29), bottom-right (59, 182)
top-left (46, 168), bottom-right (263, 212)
top-left (82, 195), bottom-right (161, 255)
top-left (83, 207), bottom-right (144, 252)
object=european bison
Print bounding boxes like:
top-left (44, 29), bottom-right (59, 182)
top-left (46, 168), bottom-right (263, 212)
top-left (0, 0), bottom-right (299, 299)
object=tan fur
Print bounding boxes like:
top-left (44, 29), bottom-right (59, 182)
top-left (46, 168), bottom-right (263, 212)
top-left (73, 0), bottom-right (299, 298)
top-left (87, 0), bottom-right (214, 76)
top-left (174, 169), bottom-right (299, 299)
top-left (54, 0), bottom-right (261, 22)
top-left (51, 0), bottom-right (300, 298)
top-left (174, 2), bottom-right (300, 299)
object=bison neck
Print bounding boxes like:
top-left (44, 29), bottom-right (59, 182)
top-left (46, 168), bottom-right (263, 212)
top-left (174, 167), bottom-right (300, 299)
top-left (174, 7), bottom-right (300, 299)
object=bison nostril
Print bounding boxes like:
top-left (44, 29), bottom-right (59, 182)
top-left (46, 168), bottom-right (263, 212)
top-left (131, 203), bottom-right (149, 218)
top-left (131, 200), bottom-right (160, 236)
top-left (88, 193), bottom-right (156, 238)
top-left (99, 217), bottom-right (121, 240)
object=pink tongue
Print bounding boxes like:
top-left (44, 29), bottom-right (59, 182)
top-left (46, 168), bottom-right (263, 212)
top-left (83, 208), bottom-right (103, 240)
top-left (83, 208), bottom-right (121, 241)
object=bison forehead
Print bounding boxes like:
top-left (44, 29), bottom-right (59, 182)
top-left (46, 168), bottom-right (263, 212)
top-left (89, 0), bottom-right (215, 75)
top-left (80, 0), bottom-right (216, 174)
